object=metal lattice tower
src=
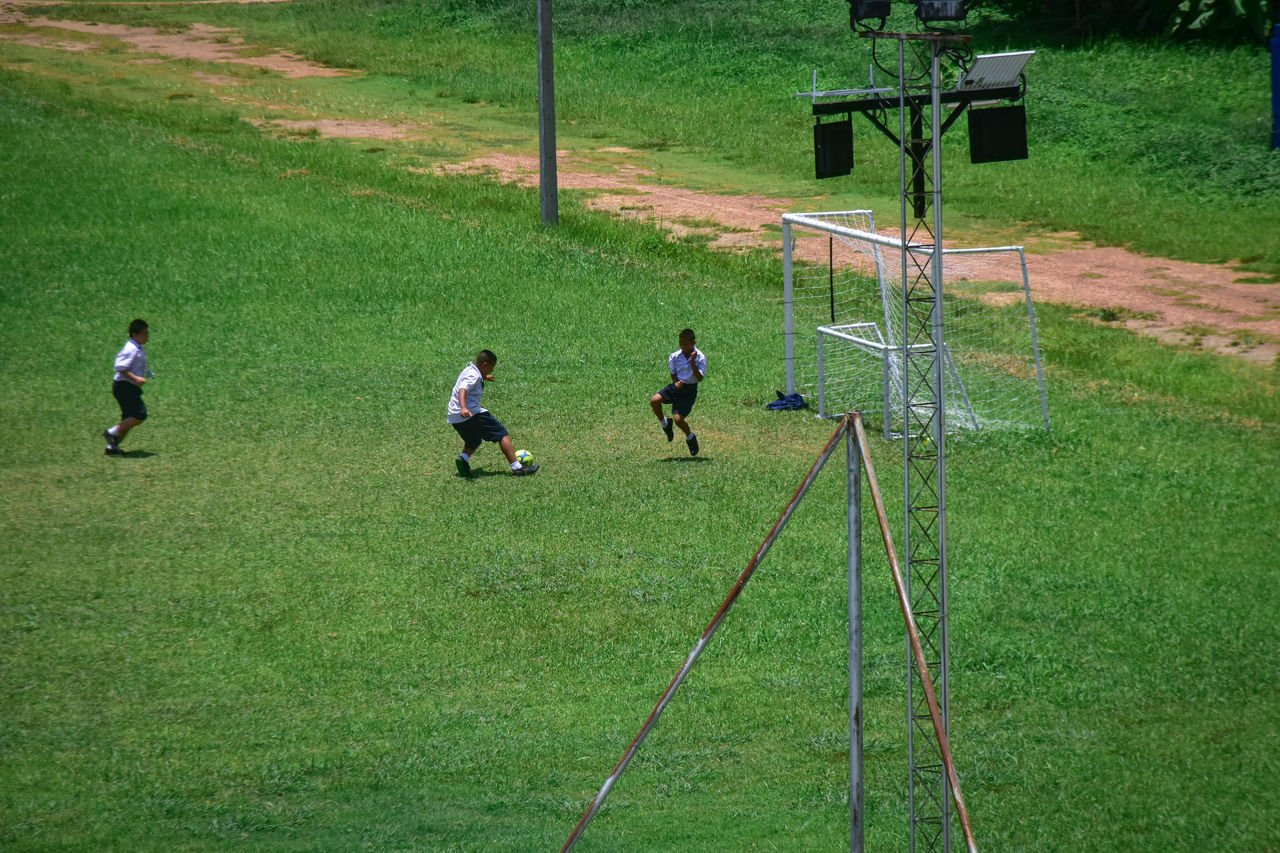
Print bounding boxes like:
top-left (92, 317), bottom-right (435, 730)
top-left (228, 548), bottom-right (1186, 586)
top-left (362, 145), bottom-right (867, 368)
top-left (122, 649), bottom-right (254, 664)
top-left (798, 16), bottom-right (1033, 851)
top-left (871, 29), bottom-right (969, 853)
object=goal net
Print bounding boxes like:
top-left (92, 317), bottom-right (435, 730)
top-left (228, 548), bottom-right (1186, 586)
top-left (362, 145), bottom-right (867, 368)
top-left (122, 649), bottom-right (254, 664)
top-left (782, 210), bottom-right (1049, 436)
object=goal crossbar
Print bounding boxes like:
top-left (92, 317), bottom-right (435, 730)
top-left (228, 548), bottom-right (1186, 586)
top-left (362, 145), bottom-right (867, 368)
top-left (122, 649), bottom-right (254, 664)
top-left (784, 212), bottom-right (1026, 258)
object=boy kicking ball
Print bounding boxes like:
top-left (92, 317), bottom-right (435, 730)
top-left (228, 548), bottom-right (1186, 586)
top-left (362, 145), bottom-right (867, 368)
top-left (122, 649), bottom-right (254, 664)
top-left (448, 349), bottom-right (538, 477)
top-left (650, 328), bottom-right (706, 456)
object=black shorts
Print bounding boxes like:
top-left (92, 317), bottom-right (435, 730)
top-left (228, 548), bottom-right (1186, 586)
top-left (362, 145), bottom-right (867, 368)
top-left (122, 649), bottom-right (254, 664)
top-left (451, 411), bottom-right (509, 447)
top-left (113, 380), bottom-right (147, 421)
top-left (657, 382), bottom-right (699, 417)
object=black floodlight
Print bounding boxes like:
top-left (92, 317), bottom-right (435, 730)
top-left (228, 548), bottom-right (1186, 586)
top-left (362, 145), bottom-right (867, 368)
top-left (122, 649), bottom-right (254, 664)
top-left (916, 0), bottom-right (966, 22)
top-left (814, 117), bottom-right (853, 179)
top-left (849, 0), bottom-right (892, 26)
top-left (969, 105), bottom-right (1028, 163)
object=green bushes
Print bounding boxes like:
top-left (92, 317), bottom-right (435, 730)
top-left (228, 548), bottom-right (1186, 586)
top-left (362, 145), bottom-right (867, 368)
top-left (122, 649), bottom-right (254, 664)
top-left (978, 0), bottom-right (1278, 42)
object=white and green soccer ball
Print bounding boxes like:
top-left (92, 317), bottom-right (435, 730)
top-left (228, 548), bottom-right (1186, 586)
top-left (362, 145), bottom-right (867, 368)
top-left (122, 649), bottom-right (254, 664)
top-left (515, 449), bottom-right (534, 466)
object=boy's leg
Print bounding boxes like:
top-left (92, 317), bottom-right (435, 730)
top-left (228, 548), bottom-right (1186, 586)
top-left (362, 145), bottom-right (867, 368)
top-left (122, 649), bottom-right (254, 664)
top-left (108, 416), bottom-right (144, 445)
top-left (108, 384), bottom-right (147, 450)
top-left (651, 393), bottom-right (674, 441)
top-left (499, 434), bottom-right (540, 475)
top-left (675, 394), bottom-right (696, 455)
top-left (674, 413), bottom-right (699, 454)
top-left (456, 443), bottom-right (477, 477)
top-left (676, 387), bottom-right (699, 456)
top-left (463, 412), bottom-right (537, 475)
top-left (454, 417), bottom-right (479, 476)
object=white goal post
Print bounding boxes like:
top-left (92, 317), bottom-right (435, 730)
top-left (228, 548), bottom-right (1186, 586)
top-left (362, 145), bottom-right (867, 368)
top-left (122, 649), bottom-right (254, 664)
top-left (782, 210), bottom-right (1050, 436)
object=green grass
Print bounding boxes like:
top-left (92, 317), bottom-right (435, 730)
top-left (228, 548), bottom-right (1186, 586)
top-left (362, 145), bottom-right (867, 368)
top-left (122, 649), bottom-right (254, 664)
top-left (33, 0), bottom-right (1280, 274)
top-left (2, 8), bottom-right (1280, 852)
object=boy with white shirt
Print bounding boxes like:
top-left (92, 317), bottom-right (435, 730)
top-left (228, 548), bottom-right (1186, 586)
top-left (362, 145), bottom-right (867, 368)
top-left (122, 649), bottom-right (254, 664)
top-left (103, 319), bottom-right (153, 456)
top-left (447, 349), bottom-right (538, 478)
top-left (649, 328), bottom-right (706, 456)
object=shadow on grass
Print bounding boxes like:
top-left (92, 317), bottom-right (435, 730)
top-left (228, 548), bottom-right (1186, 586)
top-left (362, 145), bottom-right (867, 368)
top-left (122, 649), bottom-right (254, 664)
top-left (457, 468), bottom-right (512, 479)
top-left (658, 456), bottom-right (712, 463)
top-left (109, 449), bottom-right (156, 459)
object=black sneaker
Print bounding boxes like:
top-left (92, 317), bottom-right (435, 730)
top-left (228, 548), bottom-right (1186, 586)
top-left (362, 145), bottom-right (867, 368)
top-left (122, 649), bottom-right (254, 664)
top-left (512, 463), bottom-right (539, 476)
top-left (102, 429), bottom-right (120, 450)
top-left (455, 456), bottom-right (471, 478)
top-left (105, 446), bottom-right (123, 457)
top-left (687, 435), bottom-right (699, 456)
top-left (662, 419), bottom-right (674, 442)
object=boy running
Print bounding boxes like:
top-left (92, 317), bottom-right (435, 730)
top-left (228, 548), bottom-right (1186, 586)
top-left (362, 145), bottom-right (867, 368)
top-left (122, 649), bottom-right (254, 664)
top-left (103, 319), bottom-right (153, 456)
top-left (448, 349), bottom-right (539, 477)
top-left (650, 328), bottom-right (706, 456)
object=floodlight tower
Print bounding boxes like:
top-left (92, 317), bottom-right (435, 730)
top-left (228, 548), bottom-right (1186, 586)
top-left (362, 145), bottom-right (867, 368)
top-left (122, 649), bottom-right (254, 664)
top-left (878, 26), bottom-right (960, 853)
top-left (806, 2), bottom-right (1030, 851)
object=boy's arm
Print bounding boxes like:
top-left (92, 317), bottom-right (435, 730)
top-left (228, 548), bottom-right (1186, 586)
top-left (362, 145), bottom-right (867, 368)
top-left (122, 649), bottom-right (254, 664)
top-left (687, 350), bottom-right (704, 383)
top-left (122, 370), bottom-right (146, 386)
top-left (458, 387), bottom-right (472, 419)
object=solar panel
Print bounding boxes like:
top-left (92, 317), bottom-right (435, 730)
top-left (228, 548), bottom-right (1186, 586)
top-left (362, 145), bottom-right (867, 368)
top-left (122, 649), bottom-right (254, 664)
top-left (956, 50), bottom-right (1034, 91)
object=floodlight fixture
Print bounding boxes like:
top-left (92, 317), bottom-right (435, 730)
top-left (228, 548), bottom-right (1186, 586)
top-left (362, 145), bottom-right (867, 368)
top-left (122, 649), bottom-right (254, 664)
top-left (969, 105), bottom-right (1028, 163)
top-left (814, 116), bottom-right (854, 179)
top-left (916, 0), bottom-right (966, 22)
top-left (848, 0), bottom-right (892, 27)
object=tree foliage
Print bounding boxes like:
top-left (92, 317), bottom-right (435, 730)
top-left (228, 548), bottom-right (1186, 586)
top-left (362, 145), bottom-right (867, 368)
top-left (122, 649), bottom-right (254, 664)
top-left (976, 0), bottom-right (1279, 42)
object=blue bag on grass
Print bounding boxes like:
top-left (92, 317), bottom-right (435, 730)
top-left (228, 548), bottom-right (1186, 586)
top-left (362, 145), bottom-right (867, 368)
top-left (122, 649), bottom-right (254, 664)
top-left (766, 391), bottom-right (807, 410)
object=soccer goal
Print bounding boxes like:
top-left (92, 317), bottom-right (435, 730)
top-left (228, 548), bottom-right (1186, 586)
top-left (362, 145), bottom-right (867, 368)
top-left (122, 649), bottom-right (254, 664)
top-left (782, 210), bottom-right (1050, 436)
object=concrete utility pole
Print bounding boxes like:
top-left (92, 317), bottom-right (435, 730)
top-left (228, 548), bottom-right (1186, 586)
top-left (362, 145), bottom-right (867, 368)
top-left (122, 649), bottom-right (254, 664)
top-left (537, 0), bottom-right (559, 226)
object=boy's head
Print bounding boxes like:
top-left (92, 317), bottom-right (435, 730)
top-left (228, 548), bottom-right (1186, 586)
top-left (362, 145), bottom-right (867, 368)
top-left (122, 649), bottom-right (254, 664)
top-left (679, 328), bottom-right (696, 354)
top-left (476, 349), bottom-right (497, 371)
top-left (129, 319), bottom-right (149, 341)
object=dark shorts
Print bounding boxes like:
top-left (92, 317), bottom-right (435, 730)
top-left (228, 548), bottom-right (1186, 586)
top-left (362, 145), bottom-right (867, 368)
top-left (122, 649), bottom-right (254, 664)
top-left (657, 382), bottom-right (699, 417)
top-left (451, 411), bottom-right (509, 447)
top-left (113, 380), bottom-right (147, 421)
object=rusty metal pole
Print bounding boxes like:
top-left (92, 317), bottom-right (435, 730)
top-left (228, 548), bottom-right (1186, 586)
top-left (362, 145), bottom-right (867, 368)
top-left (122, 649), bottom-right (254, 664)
top-left (561, 418), bottom-right (851, 851)
top-left (853, 414), bottom-right (978, 853)
top-left (849, 415), bottom-right (865, 853)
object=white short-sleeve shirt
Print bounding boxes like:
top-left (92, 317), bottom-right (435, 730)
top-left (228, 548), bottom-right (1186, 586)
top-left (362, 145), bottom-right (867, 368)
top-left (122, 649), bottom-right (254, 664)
top-left (668, 349), bottom-right (707, 384)
top-left (113, 338), bottom-right (149, 382)
top-left (447, 363), bottom-right (488, 424)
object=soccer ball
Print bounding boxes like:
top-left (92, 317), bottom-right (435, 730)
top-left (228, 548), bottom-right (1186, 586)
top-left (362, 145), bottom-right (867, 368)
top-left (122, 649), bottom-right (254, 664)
top-left (515, 449), bottom-right (534, 466)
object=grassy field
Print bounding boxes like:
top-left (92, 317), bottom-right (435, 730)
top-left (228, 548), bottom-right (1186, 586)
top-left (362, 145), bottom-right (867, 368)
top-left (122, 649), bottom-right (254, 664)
top-left (9, 0), bottom-right (1280, 272)
top-left (2, 2), bottom-right (1279, 851)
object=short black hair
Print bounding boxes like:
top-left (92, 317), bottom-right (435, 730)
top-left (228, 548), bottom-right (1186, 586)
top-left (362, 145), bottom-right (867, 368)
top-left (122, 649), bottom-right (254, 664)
top-left (679, 328), bottom-right (695, 342)
top-left (477, 349), bottom-right (497, 365)
top-left (129, 319), bottom-right (149, 336)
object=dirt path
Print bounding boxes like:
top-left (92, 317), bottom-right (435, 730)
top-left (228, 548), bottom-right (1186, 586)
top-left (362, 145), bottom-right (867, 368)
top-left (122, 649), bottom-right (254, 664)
top-left (4, 0), bottom-right (1277, 366)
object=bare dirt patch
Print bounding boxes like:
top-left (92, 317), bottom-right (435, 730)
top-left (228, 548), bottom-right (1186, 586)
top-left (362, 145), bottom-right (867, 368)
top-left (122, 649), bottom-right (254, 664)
top-left (5, 0), bottom-right (1277, 365)
top-left (438, 152), bottom-right (792, 249)
top-left (4, 4), bottom-right (353, 77)
top-left (439, 153), bottom-right (1280, 364)
top-left (246, 117), bottom-right (428, 141)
